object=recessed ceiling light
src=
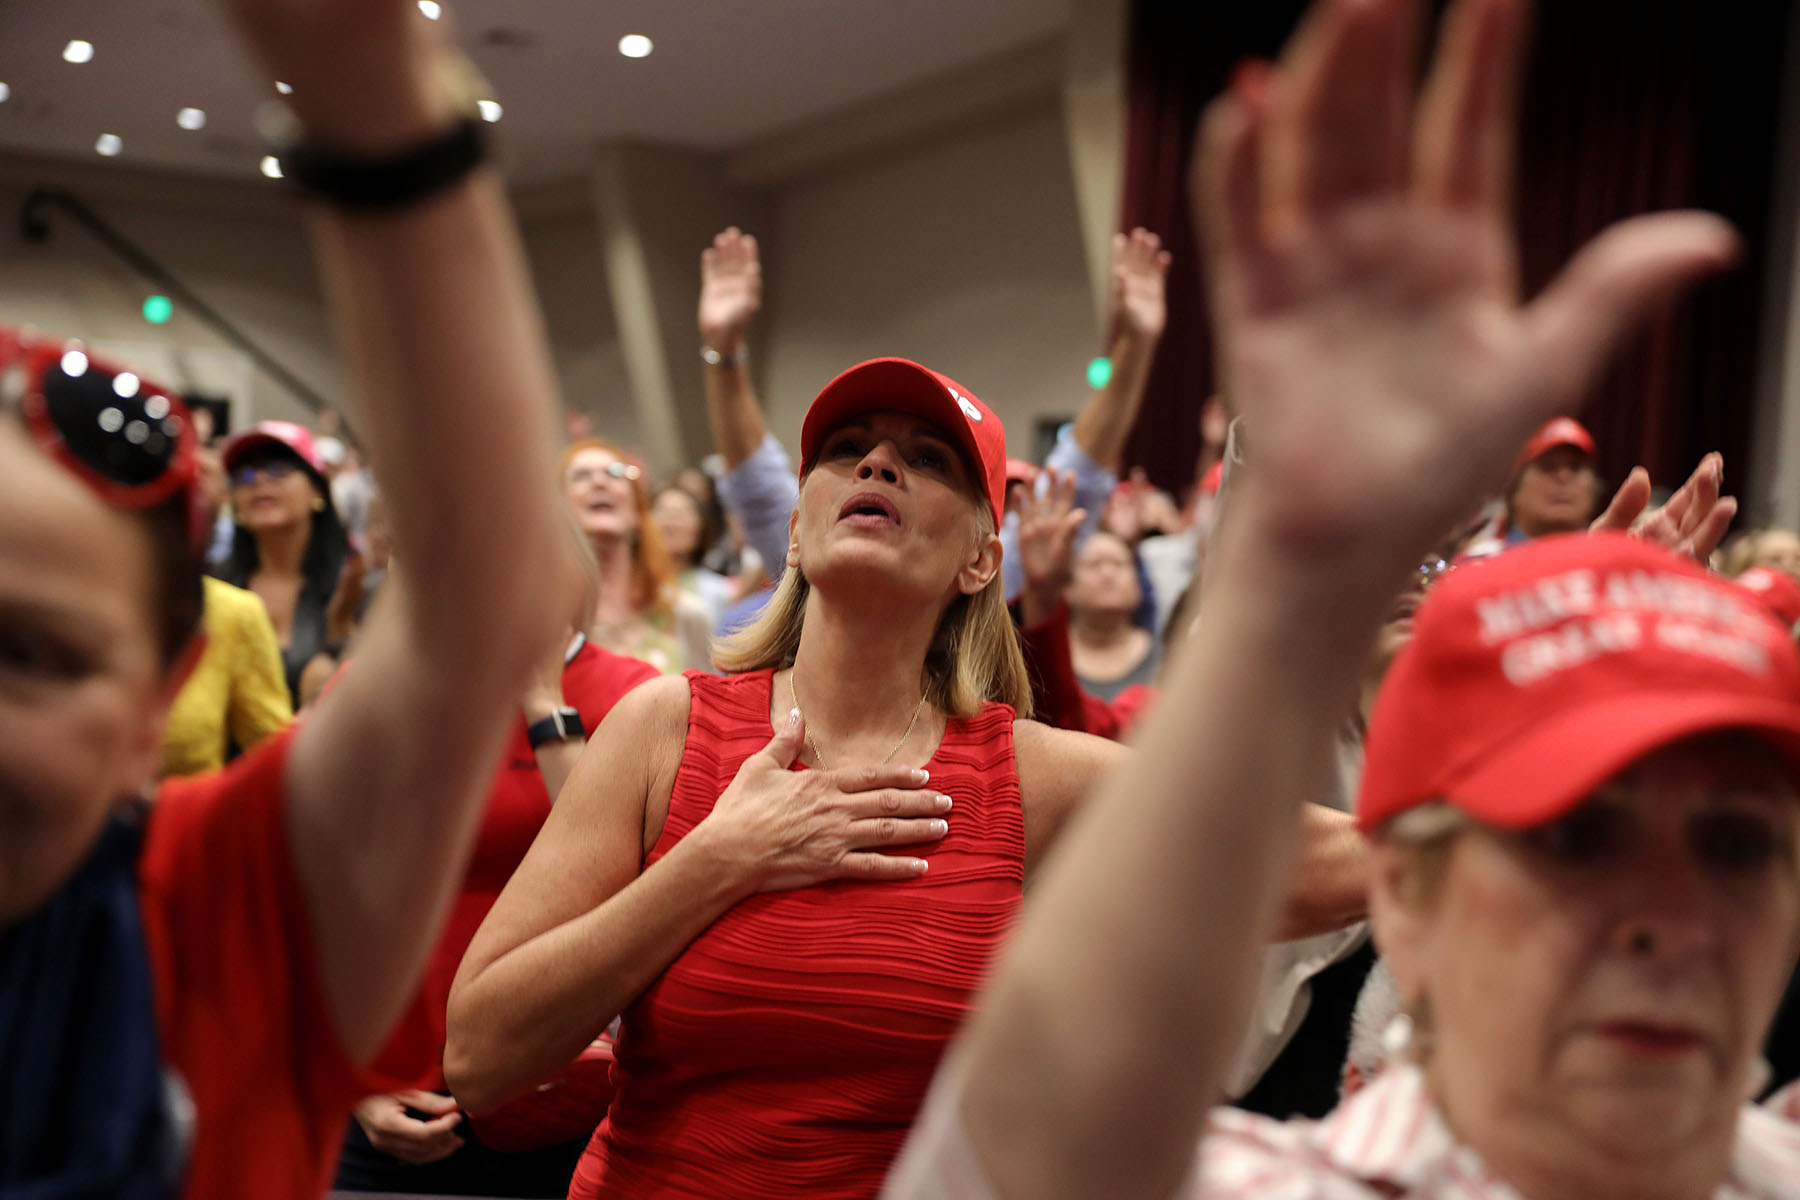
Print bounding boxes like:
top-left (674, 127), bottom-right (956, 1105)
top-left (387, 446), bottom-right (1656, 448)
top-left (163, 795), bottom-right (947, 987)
top-left (0, 83), bottom-right (11, 103)
top-left (618, 34), bottom-right (653, 58)
top-left (477, 99), bottom-right (502, 123)
top-left (259, 155), bottom-right (283, 179)
top-left (176, 107), bottom-right (206, 131)
top-left (418, 0), bottom-right (442, 18)
top-left (95, 133), bottom-right (122, 157)
top-left (275, 80), bottom-right (292, 95)
top-left (63, 40), bottom-right (95, 64)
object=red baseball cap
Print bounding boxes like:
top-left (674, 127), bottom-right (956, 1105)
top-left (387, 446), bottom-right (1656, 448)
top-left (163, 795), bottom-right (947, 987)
top-left (1005, 458), bottom-right (1039, 487)
top-left (1516, 416), bottom-right (1596, 468)
top-left (224, 419), bottom-right (328, 478)
top-left (1736, 566), bottom-right (1800, 630)
top-left (798, 358), bottom-right (1007, 520)
top-left (1358, 532), bottom-right (1800, 832)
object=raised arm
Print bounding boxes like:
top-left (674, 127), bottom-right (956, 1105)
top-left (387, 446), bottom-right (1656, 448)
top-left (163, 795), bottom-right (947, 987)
top-left (699, 227), bottom-right (771, 468)
top-left (1068, 228), bottom-right (1173, 473)
top-left (924, 0), bottom-right (1739, 1197)
top-left (699, 227), bottom-right (798, 575)
top-left (215, 0), bottom-right (578, 1062)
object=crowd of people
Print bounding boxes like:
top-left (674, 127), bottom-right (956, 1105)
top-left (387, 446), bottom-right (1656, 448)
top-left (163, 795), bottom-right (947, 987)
top-left (7, 0), bottom-right (1800, 1198)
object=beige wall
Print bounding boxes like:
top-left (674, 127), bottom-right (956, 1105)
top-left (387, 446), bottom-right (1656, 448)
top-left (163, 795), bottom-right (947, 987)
top-left (0, 157), bottom-right (337, 431)
top-left (759, 101), bottom-right (1099, 457)
top-left (517, 208), bottom-right (639, 449)
top-left (0, 94), bottom-right (1101, 469)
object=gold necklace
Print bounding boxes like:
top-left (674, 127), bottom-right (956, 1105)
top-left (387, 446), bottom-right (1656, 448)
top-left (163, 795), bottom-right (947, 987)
top-left (788, 671), bottom-right (927, 771)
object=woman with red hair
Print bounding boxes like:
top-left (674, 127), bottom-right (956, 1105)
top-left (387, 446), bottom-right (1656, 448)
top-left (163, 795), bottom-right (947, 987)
top-left (561, 439), bottom-right (713, 673)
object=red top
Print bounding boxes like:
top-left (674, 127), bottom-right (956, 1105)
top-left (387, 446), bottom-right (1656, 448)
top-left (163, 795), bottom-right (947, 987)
top-left (570, 668), bottom-right (1025, 1200)
top-left (394, 640), bottom-right (658, 1088)
top-left (1019, 600), bottom-right (1155, 741)
top-left (143, 726), bottom-right (417, 1200)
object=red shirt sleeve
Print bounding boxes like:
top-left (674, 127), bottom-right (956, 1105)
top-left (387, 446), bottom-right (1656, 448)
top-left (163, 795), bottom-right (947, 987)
top-left (142, 727), bottom-right (427, 1200)
top-left (1017, 603), bottom-right (1128, 741)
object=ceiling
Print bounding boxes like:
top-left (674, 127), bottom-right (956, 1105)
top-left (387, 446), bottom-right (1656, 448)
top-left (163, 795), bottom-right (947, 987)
top-left (0, 0), bottom-right (1073, 185)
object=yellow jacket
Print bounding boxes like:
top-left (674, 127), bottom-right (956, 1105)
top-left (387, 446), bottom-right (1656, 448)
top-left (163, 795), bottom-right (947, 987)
top-left (160, 576), bottom-right (294, 777)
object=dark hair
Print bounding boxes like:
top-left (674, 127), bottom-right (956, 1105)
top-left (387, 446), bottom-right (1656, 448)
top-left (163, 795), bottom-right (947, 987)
top-left (217, 508), bottom-right (348, 604)
top-left (214, 456), bottom-right (349, 606)
top-left (139, 496), bottom-right (206, 668)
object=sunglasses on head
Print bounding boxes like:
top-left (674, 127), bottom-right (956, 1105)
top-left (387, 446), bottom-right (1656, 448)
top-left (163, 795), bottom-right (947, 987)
top-left (0, 325), bottom-right (202, 541)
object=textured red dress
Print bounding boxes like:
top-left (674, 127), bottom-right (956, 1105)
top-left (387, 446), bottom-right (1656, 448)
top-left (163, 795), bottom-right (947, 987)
top-left (568, 668), bottom-right (1025, 1199)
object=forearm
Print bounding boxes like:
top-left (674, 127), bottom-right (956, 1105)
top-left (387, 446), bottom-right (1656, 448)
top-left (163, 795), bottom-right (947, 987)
top-left (956, 512), bottom-right (1393, 1200)
top-left (704, 360), bottom-right (770, 469)
top-left (445, 829), bottom-right (748, 1111)
top-left (1070, 330), bottom-right (1158, 471)
top-left (285, 180), bottom-right (575, 1060)
top-left (531, 741), bottom-right (583, 805)
top-left (1274, 804), bottom-right (1370, 941)
top-left (308, 174), bottom-right (569, 673)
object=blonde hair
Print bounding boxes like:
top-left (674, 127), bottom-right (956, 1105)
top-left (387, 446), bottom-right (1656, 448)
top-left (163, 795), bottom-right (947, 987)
top-left (714, 488), bottom-right (1032, 718)
top-left (560, 438), bottom-right (676, 616)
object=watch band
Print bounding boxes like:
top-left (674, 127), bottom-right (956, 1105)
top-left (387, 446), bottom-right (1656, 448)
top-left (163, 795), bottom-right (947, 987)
top-left (527, 706), bottom-right (586, 749)
top-left (700, 344), bottom-right (745, 368)
top-left (280, 118), bottom-right (489, 211)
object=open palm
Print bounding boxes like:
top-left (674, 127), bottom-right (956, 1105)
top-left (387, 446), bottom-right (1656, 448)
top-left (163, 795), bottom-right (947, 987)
top-left (1197, 0), bottom-right (1736, 565)
top-left (699, 227), bottom-right (764, 351)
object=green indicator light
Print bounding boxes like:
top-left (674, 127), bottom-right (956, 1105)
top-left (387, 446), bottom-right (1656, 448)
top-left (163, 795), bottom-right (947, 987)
top-left (1086, 356), bottom-right (1113, 389)
top-left (142, 295), bottom-right (173, 324)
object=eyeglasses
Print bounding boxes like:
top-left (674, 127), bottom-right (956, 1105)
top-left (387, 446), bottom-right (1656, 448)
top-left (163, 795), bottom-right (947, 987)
top-left (568, 460), bottom-right (641, 486)
top-left (0, 327), bottom-right (200, 538)
top-left (230, 458), bottom-right (302, 488)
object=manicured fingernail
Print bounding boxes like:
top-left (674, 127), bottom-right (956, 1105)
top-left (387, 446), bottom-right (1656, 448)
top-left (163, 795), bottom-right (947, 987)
top-left (930, 819), bottom-right (948, 836)
top-left (913, 768), bottom-right (929, 784)
top-left (787, 708), bottom-right (801, 728)
top-left (936, 794), bottom-right (953, 811)
top-left (914, 859), bottom-right (930, 874)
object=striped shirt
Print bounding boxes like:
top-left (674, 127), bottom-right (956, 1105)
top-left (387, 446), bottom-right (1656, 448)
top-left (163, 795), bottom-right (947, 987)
top-left (885, 1056), bottom-right (1800, 1199)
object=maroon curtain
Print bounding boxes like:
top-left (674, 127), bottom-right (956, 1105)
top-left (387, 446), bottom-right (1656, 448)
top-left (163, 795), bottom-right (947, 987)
top-left (1120, 0), bottom-right (1791, 501)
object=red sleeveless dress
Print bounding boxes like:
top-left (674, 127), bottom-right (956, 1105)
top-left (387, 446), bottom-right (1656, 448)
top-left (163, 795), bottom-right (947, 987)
top-left (567, 668), bottom-right (1024, 1200)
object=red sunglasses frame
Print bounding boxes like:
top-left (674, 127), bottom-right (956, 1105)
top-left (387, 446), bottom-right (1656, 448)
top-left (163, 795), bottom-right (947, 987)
top-left (0, 325), bottom-right (205, 543)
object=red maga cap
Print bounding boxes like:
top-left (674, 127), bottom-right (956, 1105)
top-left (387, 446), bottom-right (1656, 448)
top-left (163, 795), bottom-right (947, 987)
top-left (1516, 416), bottom-right (1596, 468)
top-left (1736, 566), bottom-right (1800, 630)
top-left (1358, 532), bottom-right (1800, 832)
top-left (799, 357), bottom-right (1007, 520)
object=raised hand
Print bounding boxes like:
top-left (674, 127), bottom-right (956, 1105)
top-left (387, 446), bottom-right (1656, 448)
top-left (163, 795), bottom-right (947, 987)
top-left (1017, 468), bottom-right (1087, 624)
top-left (1195, 0), bottom-right (1737, 570)
top-left (699, 227), bottom-right (764, 355)
top-left (1111, 227), bottom-right (1174, 341)
top-left (209, 0), bottom-right (458, 151)
top-left (697, 707), bottom-right (950, 893)
top-left (1591, 452), bottom-right (1737, 561)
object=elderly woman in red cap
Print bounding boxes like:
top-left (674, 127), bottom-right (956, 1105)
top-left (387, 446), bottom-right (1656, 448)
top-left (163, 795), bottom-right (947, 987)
top-left (446, 352), bottom-right (1372, 1198)
top-left (886, 0), bottom-right (1800, 1197)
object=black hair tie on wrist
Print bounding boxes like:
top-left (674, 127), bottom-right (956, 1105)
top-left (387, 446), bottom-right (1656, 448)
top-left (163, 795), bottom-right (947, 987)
top-left (280, 117), bottom-right (488, 212)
